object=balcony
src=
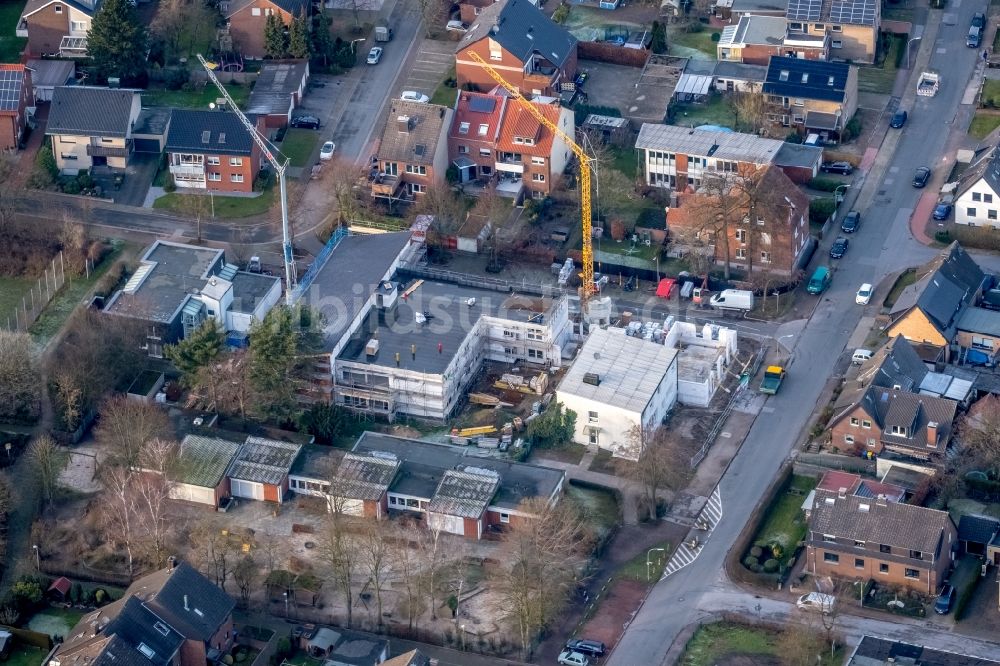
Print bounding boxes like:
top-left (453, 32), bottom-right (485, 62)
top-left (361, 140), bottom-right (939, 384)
top-left (15, 18), bottom-right (27, 38)
top-left (371, 173), bottom-right (403, 197)
top-left (496, 153), bottom-right (524, 173)
top-left (169, 163), bottom-right (206, 178)
top-left (87, 143), bottom-right (128, 158)
top-left (59, 36), bottom-right (88, 57)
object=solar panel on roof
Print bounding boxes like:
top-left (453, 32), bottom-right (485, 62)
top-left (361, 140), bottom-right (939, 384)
top-left (829, 0), bottom-right (876, 25)
top-left (0, 69), bottom-right (24, 112)
top-left (786, 0), bottom-right (822, 21)
top-left (468, 96), bottom-right (497, 113)
top-left (414, 144), bottom-right (426, 156)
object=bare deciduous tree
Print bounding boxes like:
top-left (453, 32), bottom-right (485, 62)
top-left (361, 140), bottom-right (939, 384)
top-left (132, 440), bottom-right (178, 568)
top-left (962, 395), bottom-right (1000, 476)
top-left (317, 491), bottom-right (361, 627)
top-left (492, 497), bottom-right (595, 659)
top-left (96, 395), bottom-right (169, 470)
top-left (730, 83), bottom-right (770, 135)
top-left (776, 619), bottom-right (825, 666)
top-left (27, 434), bottom-right (67, 508)
top-left (358, 520), bottom-right (392, 626)
top-left (189, 516), bottom-right (238, 590)
top-left (0, 330), bottom-right (41, 424)
top-left (392, 528), bottom-right (424, 629)
top-left (99, 464), bottom-right (139, 577)
top-left (616, 426), bottom-right (693, 519)
top-left (232, 554), bottom-right (259, 608)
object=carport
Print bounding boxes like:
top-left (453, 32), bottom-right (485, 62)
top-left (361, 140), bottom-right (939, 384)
top-left (453, 156), bottom-right (476, 183)
top-left (674, 74), bottom-right (713, 103)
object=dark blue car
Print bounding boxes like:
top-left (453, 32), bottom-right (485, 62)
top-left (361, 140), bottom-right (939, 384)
top-left (933, 202), bottom-right (953, 220)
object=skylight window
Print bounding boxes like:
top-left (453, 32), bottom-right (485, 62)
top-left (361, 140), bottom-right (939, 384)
top-left (779, 70), bottom-right (789, 81)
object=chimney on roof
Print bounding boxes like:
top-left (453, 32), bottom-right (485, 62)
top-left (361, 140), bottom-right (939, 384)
top-left (167, 555), bottom-right (176, 572)
top-left (397, 115), bottom-right (411, 133)
top-left (927, 421), bottom-right (939, 448)
top-left (876, 495), bottom-right (888, 507)
top-left (837, 487), bottom-right (847, 499)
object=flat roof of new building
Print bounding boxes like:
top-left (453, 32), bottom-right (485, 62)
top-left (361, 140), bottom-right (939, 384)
top-left (230, 271), bottom-right (279, 314)
top-left (104, 241), bottom-right (224, 323)
top-left (301, 232), bottom-right (412, 345)
top-left (353, 432), bottom-right (564, 511)
top-left (558, 328), bottom-right (678, 414)
top-left (134, 107), bottom-right (171, 137)
top-left (338, 279), bottom-right (556, 376)
top-left (637, 123), bottom-right (785, 164)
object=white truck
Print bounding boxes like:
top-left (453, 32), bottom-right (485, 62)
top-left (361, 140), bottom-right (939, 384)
top-left (709, 289), bottom-right (755, 311)
top-left (917, 71), bottom-right (939, 97)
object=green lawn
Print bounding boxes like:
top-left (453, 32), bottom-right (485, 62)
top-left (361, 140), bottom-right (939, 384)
top-left (279, 128), bottom-right (320, 168)
top-left (566, 482), bottom-right (621, 538)
top-left (669, 27), bottom-right (721, 58)
top-left (30, 243), bottom-right (128, 344)
top-left (752, 474), bottom-right (815, 557)
top-left (883, 268), bottom-right (916, 308)
top-left (4, 645), bottom-right (47, 666)
top-left (430, 65), bottom-right (458, 107)
top-left (142, 83), bottom-right (251, 110)
top-left (0, 0), bottom-right (27, 63)
top-left (858, 35), bottom-right (905, 94)
top-left (984, 79), bottom-right (1000, 102)
top-left (0, 275), bottom-right (36, 327)
top-left (680, 622), bottom-right (842, 666)
top-left (617, 541), bottom-right (672, 582)
top-left (672, 94), bottom-right (737, 130)
top-left (153, 186), bottom-right (275, 219)
top-left (27, 607), bottom-right (85, 636)
top-left (610, 145), bottom-right (639, 181)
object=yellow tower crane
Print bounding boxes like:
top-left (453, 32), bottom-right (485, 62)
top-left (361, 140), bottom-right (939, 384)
top-left (464, 50), bottom-right (595, 309)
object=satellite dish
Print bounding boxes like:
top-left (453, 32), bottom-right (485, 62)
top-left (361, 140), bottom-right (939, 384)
top-left (209, 102), bottom-right (216, 110)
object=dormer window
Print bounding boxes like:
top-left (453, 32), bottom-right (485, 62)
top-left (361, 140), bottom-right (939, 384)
top-left (459, 122), bottom-right (470, 134)
top-left (828, 76), bottom-right (835, 86)
top-left (801, 73), bottom-right (809, 83)
top-left (890, 425), bottom-right (907, 436)
top-left (779, 70), bottom-right (789, 81)
top-left (478, 123), bottom-right (488, 136)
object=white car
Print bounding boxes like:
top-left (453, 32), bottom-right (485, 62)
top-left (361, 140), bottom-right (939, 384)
top-left (797, 592), bottom-right (836, 614)
top-left (557, 651), bottom-right (590, 666)
top-left (319, 141), bottom-right (336, 161)
top-left (400, 90), bottom-right (430, 103)
top-left (366, 46), bottom-right (383, 65)
top-left (446, 20), bottom-right (468, 32)
top-left (856, 283), bottom-right (873, 305)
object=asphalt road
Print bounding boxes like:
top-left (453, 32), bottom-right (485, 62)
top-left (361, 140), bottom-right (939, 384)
top-left (607, 3), bottom-right (991, 664)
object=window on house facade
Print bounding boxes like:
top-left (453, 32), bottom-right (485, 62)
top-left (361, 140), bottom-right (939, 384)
top-left (55, 4), bottom-right (62, 11)
top-left (832, 40), bottom-right (843, 48)
top-left (410, 183), bottom-right (426, 194)
top-left (500, 512), bottom-right (510, 523)
top-left (479, 148), bottom-right (491, 157)
top-left (384, 162), bottom-right (398, 175)
top-left (71, 20), bottom-right (86, 31)
top-left (528, 348), bottom-right (543, 359)
top-left (850, 417), bottom-right (859, 426)
top-left (974, 192), bottom-right (982, 202)
top-left (853, 540), bottom-right (865, 548)
top-left (972, 336), bottom-right (995, 349)
top-left (207, 156), bottom-right (220, 165)
top-left (989, 210), bottom-right (998, 220)
top-left (909, 550), bottom-right (922, 559)
top-left (823, 534), bottom-right (836, 542)
top-left (532, 156), bottom-right (545, 165)
top-left (736, 248), bottom-right (747, 259)
top-left (879, 563), bottom-right (889, 573)
top-left (986, 194), bottom-right (994, 203)
top-left (760, 251), bottom-right (771, 263)
top-left (824, 552), bottom-right (839, 563)
top-left (208, 172), bottom-right (221, 181)
top-left (532, 173), bottom-right (545, 182)
top-left (855, 558), bottom-right (864, 568)
top-left (251, 7), bottom-right (260, 15)
top-left (880, 544), bottom-right (891, 554)
top-left (831, 24), bottom-right (842, 31)
top-left (229, 157), bottom-right (243, 166)
top-left (478, 124), bottom-right (488, 136)
top-left (968, 207), bottom-right (977, 217)
top-left (588, 411), bottom-right (598, 423)
top-left (814, 23), bottom-right (824, 30)
top-left (458, 145), bottom-right (468, 154)
top-left (735, 228), bottom-right (747, 243)
top-left (890, 425), bottom-right (907, 436)
top-left (861, 420), bottom-right (871, 428)
top-left (844, 434), bottom-right (855, 444)
top-left (231, 174), bottom-right (244, 183)
top-left (459, 122), bottom-right (470, 134)
top-left (904, 568), bottom-right (919, 578)
top-left (406, 164), bottom-right (427, 175)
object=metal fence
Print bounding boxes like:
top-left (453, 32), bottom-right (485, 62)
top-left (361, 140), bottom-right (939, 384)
top-left (3, 252), bottom-right (69, 332)
top-left (290, 225), bottom-right (349, 304)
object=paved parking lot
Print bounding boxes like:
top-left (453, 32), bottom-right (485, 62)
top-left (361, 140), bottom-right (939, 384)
top-left (399, 38), bottom-right (456, 97)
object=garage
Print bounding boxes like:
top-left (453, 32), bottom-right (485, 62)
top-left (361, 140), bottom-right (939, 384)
top-left (170, 483), bottom-right (218, 506)
top-left (428, 512), bottom-right (464, 536)
top-left (132, 108), bottom-right (171, 154)
top-left (230, 478), bottom-right (264, 500)
top-left (166, 435), bottom-right (241, 508)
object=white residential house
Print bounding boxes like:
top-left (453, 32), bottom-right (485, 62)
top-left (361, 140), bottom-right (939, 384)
top-left (956, 147), bottom-right (1000, 229)
top-left (556, 327), bottom-right (679, 459)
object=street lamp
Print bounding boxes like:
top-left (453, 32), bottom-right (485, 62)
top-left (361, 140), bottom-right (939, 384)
top-left (32, 544), bottom-right (39, 570)
top-left (647, 547), bottom-right (666, 582)
top-left (283, 591), bottom-right (289, 618)
top-left (460, 624), bottom-right (466, 651)
top-left (350, 37), bottom-right (365, 53)
top-left (906, 26), bottom-right (924, 70)
top-left (834, 184), bottom-right (849, 205)
top-left (774, 333), bottom-right (796, 362)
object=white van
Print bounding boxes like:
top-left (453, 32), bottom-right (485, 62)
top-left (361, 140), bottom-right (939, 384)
top-left (852, 349), bottom-right (873, 365)
top-left (797, 592), bottom-right (836, 614)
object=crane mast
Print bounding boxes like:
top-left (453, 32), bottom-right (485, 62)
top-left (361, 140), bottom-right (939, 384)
top-left (464, 51), bottom-right (594, 308)
top-left (197, 55), bottom-right (297, 304)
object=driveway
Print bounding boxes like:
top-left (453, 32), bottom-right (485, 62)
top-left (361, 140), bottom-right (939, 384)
top-left (399, 37), bottom-right (456, 99)
top-left (115, 152), bottom-right (160, 207)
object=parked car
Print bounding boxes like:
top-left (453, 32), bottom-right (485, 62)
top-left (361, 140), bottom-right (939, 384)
top-left (934, 584), bottom-right (956, 614)
top-left (856, 283), bottom-right (873, 305)
top-left (913, 166), bottom-right (931, 188)
top-left (889, 109), bottom-right (908, 128)
top-left (973, 12), bottom-right (986, 28)
top-left (557, 650), bottom-right (590, 666)
top-left (290, 115), bottom-right (320, 129)
top-left (968, 25), bottom-right (982, 48)
top-left (447, 20), bottom-right (469, 32)
top-left (841, 210), bottom-right (861, 233)
top-left (797, 592), bottom-right (836, 614)
top-left (367, 46), bottom-right (383, 64)
top-left (933, 201), bottom-right (954, 220)
top-left (806, 266), bottom-right (832, 295)
top-left (565, 640), bottom-right (606, 658)
top-left (830, 236), bottom-right (850, 259)
top-left (319, 141), bottom-right (336, 161)
top-left (852, 349), bottom-right (873, 364)
top-left (400, 90), bottom-right (430, 103)
top-left (821, 161), bottom-right (853, 175)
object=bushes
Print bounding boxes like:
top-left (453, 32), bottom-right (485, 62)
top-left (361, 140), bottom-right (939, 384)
top-left (808, 177), bottom-right (845, 192)
top-left (763, 559), bottom-right (779, 573)
top-left (809, 198), bottom-right (837, 224)
top-left (164, 172), bottom-right (176, 193)
top-left (552, 3), bottom-right (570, 23)
top-left (843, 114), bottom-right (863, 142)
top-left (935, 225), bottom-right (1000, 251)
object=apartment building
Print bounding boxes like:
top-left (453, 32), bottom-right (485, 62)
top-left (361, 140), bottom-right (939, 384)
top-left (763, 56), bottom-right (859, 142)
top-left (786, 0), bottom-right (879, 63)
top-left (165, 109), bottom-right (263, 193)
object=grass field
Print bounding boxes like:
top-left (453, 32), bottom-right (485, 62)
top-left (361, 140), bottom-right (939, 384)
top-left (0, 276), bottom-right (36, 327)
top-left (617, 541), bottom-right (672, 582)
top-left (567, 482), bottom-right (621, 538)
top-left (671, 95), bottom-right (737, 130)
top-left (669, 28), bottom-right (721, 58)
top-left (681, 622), bottom-right (842, 666)
top-left (858, 35), bottom-right (905, 94)
top-left (4, 645), bottom-right (47, 666)
top-left (142, 83), bottom-right (250, 109)
top-left (0, 0), bottom-right (27, 63)
top-left (750, 475), bottom-right (815, 562)
top-left (430, 65), bottom-right (458, 107)
top-left (154, 187), bottom-right (275, 218)
top-left (883, 268), bottom-right (916, 308)
top-left (279, 129), bottom-right (320, 167)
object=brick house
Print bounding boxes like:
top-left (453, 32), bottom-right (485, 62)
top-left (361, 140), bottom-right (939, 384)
top-left (165, 109), bottom-right (263, 193)
top-left (886, 242), bottom-right (987, 362)
top-left (455, 0), bottom-right (578, 98)
top-left (223, 0), bottom-right (309, 60)
top-left (449, 91), bottom-right (507, 185)
top-left (827, 386), bottom-right (958, 459)
top-left (46, 86), bottom-right (142, 175)
top-left (0, 65), bottom-right (33, 151)
top-left (48, 560), bottom-right (236, 666)
top-left (289, 432), bottom-right (566, 540)
top-left (717, 15), bottom-right (829, 65)
top-left (786, 0), bottom-right (879, 64)
top-left (459, 0), bottom-right (498, 24)
top-left (806, 491), bottom-right (956, 595)
top-left (17, 0), bottom-right (97, 58)
top-left (371, 100), bottom-right (454, 205)
top-left (657, 164), bottom-right (812, 276)
top-left (763, 56), bottom-right (858, 142)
